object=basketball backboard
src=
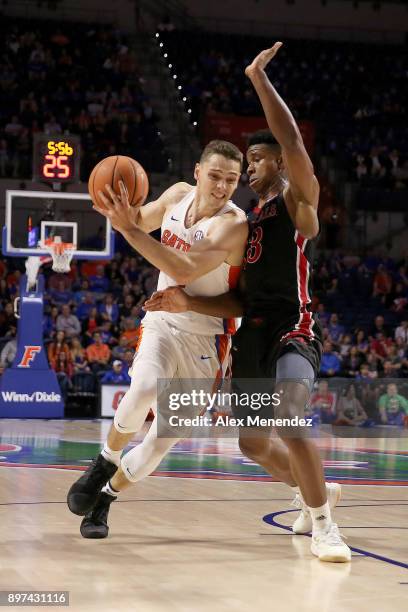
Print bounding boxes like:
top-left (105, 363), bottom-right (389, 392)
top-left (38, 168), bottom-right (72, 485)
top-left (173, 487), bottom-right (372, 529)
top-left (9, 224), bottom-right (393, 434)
top-left (2, 190), bottom-right (114, 259)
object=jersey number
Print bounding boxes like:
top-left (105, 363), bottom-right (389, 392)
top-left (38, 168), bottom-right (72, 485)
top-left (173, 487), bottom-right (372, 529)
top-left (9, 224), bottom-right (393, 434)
top-left (246, 226), bottom-right (263, 264)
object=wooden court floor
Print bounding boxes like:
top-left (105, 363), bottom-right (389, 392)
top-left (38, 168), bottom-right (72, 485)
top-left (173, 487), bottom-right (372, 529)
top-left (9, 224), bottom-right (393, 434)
top-left (0, 419), bottom-right (407, 612)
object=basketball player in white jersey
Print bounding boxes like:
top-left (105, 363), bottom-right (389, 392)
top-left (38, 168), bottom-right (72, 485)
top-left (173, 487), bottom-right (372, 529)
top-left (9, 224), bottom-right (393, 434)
top-left (67, 140), bottom-right (248, 538)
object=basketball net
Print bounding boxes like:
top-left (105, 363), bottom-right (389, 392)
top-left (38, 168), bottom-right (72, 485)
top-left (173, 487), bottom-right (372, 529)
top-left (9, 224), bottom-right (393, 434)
top-left (41, 236), bottom-right (76, 274)
top-left (26, 236), bottom-right (76, 291)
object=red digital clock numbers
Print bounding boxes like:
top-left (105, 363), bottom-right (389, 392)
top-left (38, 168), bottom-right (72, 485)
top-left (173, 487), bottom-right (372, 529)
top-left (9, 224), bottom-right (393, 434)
top-left (43, 154), bottom-right (70, 179)
top-left (33, 134), bottom-right (80, 183)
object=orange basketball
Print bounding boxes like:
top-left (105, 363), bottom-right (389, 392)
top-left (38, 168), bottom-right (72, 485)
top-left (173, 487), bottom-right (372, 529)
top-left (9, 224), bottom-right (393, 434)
top-left (88, 155), bottom-right (149, 208)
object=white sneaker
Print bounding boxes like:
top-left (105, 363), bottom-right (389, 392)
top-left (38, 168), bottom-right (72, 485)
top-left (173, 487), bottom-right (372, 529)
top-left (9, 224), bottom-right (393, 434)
top-left (291, 482), bottom-right (342, 534)
top-left (311, 523), bottom-right (351, 562)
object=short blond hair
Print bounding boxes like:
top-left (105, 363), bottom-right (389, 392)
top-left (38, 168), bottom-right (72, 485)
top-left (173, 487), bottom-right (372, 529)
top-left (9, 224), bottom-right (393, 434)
top-left (200, 140), bottom-right (243, 168)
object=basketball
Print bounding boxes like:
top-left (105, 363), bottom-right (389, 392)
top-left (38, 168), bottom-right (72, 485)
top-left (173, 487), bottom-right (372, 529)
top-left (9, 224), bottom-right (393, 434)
top-left (88, 155), bottom-right (149, 208)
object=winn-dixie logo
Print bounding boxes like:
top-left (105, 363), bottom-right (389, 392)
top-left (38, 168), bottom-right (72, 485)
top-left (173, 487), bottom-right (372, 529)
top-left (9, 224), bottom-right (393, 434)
top-left (17, 346), bottom-right (42, 368)
top-left (1, 391), bottom-right (61, 402)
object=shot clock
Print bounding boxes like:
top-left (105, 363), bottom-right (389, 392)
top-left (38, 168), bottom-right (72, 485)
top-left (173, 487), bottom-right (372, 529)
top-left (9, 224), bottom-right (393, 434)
top-left (33, 133), bottom-right (81, 183)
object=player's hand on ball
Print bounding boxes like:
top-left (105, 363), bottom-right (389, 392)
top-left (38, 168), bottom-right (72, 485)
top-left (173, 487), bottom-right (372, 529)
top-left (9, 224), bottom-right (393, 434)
top-left (143, 286), bottom-right (190, 313)
top-left (245, 42), bottom-right (283, 78)
top-left (94, 180), bottom-right (136, 233)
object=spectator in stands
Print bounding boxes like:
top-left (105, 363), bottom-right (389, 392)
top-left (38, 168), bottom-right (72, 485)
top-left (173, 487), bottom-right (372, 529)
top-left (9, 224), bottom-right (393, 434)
top-left (339, 334), bottom-right (352, 358)
top-left (378, 383), bottom-right (408, 426)
top-left (0, 302), bottom-right (17, 337)
top-left (82, 306), bottom-right (103, 343)
top-left (128, 305), bottom-right (143, 329)
top-left (122, 348), bottom-right (135, 370)
top-left (111, 335), bottom-right (131, 362)
top-left (355, 329), bottom-right (369, 355)
top-left (48, 330), bottom-right (70, 367)
top-left (70, 336), bottom-right (89, 374)
top-left (373, 265), bottom-right (393, 301)
top-left (99, 293), bottom-right (119, 324)
top-left (44, 305), bottom-right (59, 339)
top-left (354, 154), bottom-right (368, 181)
top-left (0, 278), bottom-right (11, 303)
top-left (105, 260), bottom-right (125, 294)
top-left (327, 313), bottom-right (345, 343)
top-left (372, 316), bottom-right (388, 341)
top-left (89, 265), bottom-right (109, 294)
top-left (6, 269), bottom-right (21, 291)
top-left (7, 271), bottom-right (21, 297)
top-left (366, 146), bottom-right (387, 185)
top-left (119, 294), bottom-right (135, 319)
top-left (320, 340), bottom-right (341, 377)
top-left (0, 327), bottom-right (17, 371)
top-left (56, 304), bottom-right (81, 338)
top-left (370, 332), bottom-right (392, 362)
top-left (52, 351), bottom-right (74, 378)
top-left (395, 338), bottom-right (408, 375)
top-left (395, 320), bottom-right (408, 344)
top-left (73, 279), bottom-right (92, 306)
top-left (386, 281), bottom-right (407, 311)
top-left (365, 352), bottom-right (379, 379)
top-left (356, 363), bottom-right (373, 383)
top-left (123, 257), bottom-right (141, 284)
top-left (341, 346), bottom-right (362, 378)
top-left (310, 380), bottom-right (337, 424)
top-left (335, 384), bottom-right (368, 426)
top-left (384, 345), bottom-right (402, 376)
top-left (76, 292), bottom-right (97, 320)
top-left (101, 359), bottom-right (131, 384)
top-left (51, 351), bottom-right (73, 401)
top-left (85, 331), bottom-right (111, 373)
top-left (382, 360), bottom-right (397, 378)
top-left (99, 320), bottom-right (118, 348)
top-left (119, 318), bottom-right (140, 350)
top-left (49, 279), bottom-right (72, 305)
top-left (316, 303), bottom-right (330, 327)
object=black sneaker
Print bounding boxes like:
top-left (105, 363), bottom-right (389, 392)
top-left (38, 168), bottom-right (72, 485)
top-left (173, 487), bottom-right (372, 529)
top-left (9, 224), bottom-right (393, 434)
top-left (67, 454), bottom-right (117, 516)
top-left (80, 492), bottom-right (116, 539)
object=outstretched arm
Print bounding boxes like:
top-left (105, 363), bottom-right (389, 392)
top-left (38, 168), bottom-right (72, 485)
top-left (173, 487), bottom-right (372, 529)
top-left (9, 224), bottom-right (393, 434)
top-left (144, 286), bottom-right (244, 318)
top-left (94, 182), bottom-right (247, 285)
top-left (245, 42), bottom-right (319, 239)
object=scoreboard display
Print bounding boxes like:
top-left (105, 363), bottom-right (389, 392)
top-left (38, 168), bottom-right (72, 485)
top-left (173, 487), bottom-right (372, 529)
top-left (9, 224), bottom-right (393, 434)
top-left (33, 133), bottom-right (81, 183)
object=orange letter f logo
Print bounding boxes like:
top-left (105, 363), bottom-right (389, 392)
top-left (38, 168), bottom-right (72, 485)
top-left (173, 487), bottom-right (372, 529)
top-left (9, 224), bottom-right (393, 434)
top-left (17, 346), bottom-right (42, 368)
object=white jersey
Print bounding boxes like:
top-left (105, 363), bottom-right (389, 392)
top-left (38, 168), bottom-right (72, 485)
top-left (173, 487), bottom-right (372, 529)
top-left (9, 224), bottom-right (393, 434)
top-left (143, 188), bottom-right (241, 335)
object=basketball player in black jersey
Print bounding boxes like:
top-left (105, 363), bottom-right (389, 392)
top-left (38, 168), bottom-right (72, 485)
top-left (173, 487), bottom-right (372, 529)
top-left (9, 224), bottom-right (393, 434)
top-left (145, 42), bottom-right (351, 562)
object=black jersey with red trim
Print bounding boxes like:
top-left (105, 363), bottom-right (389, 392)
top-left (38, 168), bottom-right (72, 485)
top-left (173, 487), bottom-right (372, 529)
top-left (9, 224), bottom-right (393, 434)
top-left (239, 191), bottom-right (321, 341)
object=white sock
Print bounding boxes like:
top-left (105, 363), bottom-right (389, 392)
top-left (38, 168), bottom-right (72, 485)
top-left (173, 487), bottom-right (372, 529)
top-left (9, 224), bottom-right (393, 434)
top-left (101, 480), bottom-right (119, 497)
top-left (309, 501), bottom-right (332, 533)
top-left (290, 485), bottom-right (301, 496)
top-left (101, 443), bottom-right (122, 467)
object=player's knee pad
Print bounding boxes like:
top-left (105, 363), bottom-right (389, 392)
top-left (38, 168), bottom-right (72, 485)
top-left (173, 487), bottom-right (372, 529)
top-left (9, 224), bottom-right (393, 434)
top-left (113, 376), bottom-right (157, 434)
top-left (120, 449), bottom-right (140, 482)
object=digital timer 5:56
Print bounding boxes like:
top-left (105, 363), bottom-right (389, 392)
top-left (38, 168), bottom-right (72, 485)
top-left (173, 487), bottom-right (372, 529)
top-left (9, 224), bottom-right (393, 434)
top-left (33, 133), bottom-right (80, 183)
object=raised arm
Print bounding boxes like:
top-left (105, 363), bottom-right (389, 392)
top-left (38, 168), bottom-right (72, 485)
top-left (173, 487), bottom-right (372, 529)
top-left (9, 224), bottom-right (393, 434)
top-left (245, 42), bottom-right (319, 239)
top-left (94, 181), bottom-right (248, 285)
top-left (144, 286), bottom-right (244, 318)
